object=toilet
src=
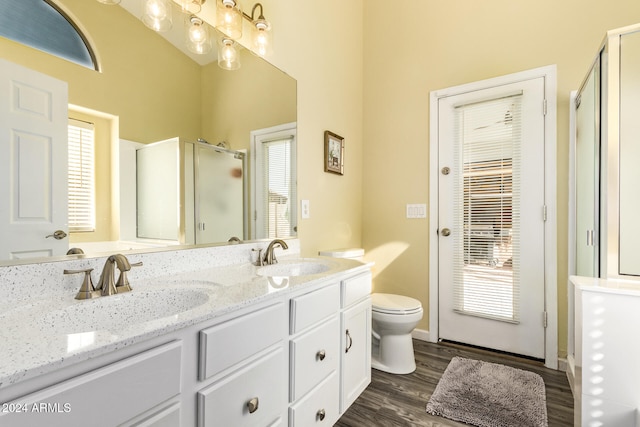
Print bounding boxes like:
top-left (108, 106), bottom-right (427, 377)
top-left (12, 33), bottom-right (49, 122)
top-left (371, 293), bottom-right (423, 374)
top-left (318, 248), bottom-right (423, 375)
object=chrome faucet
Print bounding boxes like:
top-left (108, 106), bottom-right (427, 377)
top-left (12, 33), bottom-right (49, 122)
top-left (262, 239), bottom-right (289, 265)
top-left (95, 254), bottom-right (142, 296)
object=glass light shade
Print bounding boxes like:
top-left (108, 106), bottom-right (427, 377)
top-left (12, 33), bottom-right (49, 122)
top-left (97, 0), bottom-right (121, 4)
top-left (142, 0), bottom-right (173, 32)
top-left (216, 0), bottom-right (242, 39)
top-left (252, 19), bottom-right (272, 57)
top-left (218, 38), bottom-right (241, 70)
top-left (177, 0), bottom-right (202, 14)
top-left (186, 16), bottom-right (212, 54)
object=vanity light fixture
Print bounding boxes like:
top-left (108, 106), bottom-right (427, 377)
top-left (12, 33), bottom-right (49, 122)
top-left (96, 0), bottom-right (121, 4)
top-left (186, 15), bottom-right (212, 54)
top-left (216, 0), bottom-right (243, 39)
top-left (218, 37), bottom-right (241, 70)
top-left (142, 0), bottom-right (173, 32)
top-left (176, 0), bottom-right (205, 14)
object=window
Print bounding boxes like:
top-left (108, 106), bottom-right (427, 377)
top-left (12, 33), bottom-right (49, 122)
top-left (0, 0), bottom-right (98, 70)
top-left (68, 119), bottom-right (95, 232)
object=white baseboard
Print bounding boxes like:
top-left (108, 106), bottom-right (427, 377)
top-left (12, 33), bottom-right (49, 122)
top-left (566, 354), bottom-right (576, 396)
top-left (412, 328), bottom-right (430, 342)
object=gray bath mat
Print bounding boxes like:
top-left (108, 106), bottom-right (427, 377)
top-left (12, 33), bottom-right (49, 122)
top-left (426, 356), bottom-right (548, 427)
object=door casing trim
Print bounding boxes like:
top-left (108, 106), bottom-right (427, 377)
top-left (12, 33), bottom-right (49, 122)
top-left (428, 65), bottom-right (558, 369)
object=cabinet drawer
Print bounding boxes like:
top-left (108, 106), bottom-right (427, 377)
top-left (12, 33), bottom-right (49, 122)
top-left (290, 284), bottom-right (339, 334)
top-left (0, 341), bottom-right (182, 427)
top-left (342, 272), bottom-right (371, 308)
top-left (199, 302), bottom-right (286, 380)
top-left (128, 402), bottom-right (181, 427)
top-left (289, 371), bottom-right (339, 427)
top-left (197, 346), bottom-right (287, 427)
top-left (290, 315), bottom-right (340, 401)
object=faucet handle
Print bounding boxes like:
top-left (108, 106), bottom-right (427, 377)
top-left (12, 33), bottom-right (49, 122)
top-left (64, 268), bottom-right (98, 300)
top-left (115, 259), bottom-right (142, 293)
top-left (252, 248), bottom-right (264, 266)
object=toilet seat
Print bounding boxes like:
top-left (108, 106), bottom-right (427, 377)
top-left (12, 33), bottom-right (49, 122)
top-left (371, 293), bottom-right (422, 315)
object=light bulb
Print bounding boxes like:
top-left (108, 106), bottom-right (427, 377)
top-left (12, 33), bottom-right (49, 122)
top-left (186, 16), bottom-right (212, 54)
top-left (142, 0), bottom-right (172, 32)
top-left (252, 19), bottom-right (272, 57)
top-left (218, 38), bottom-right (240, 70)
top-left (216, 0), bottom-right (242, 39)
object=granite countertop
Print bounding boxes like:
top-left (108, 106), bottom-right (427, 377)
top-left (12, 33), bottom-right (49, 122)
top-left (570, 275), bottom-right (640, 296)
top-left (0, 256), bottom-right (369, 389)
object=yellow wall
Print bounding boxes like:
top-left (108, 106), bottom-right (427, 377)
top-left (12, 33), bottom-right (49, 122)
top-left (263, 0), bottom-right (365, 255)
top-left (360, 0), bottom-right (640, 358)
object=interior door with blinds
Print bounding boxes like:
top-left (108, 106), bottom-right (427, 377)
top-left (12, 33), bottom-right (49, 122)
top-left (437, 78), bottom-right (546, 359)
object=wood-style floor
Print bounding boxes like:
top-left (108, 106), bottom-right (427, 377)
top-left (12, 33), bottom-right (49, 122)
top-left (336, 340), bottom-right (574, 427)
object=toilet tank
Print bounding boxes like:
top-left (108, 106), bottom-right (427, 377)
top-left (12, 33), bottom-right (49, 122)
top-left (318, 248), bottom-right (364, 261)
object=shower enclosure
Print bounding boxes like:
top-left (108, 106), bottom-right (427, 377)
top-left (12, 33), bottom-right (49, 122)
top-left (136, 137), bottom-right (247, 245)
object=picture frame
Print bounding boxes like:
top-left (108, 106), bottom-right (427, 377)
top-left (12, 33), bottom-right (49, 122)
top-left (324, 130), bottom-right (344, 175)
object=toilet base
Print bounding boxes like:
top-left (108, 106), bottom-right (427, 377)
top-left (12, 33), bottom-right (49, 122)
top-left (371, 333), bottom-right (417, 374)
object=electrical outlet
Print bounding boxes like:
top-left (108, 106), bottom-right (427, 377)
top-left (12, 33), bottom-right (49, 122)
top-left (301, 199), bottom-right (310, 219)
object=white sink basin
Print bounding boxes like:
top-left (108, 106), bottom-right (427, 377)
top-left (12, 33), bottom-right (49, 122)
top-left (39, 287), bottom-right (210, 333)
top-left (256, 259), bottom-right (331, 277)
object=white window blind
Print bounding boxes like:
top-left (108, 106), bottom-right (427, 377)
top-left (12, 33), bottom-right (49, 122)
top-left (68, 119), bottom-right (95, 232)
top-left (452, 94), bottom-right (522, 323)
top-left (260, 136), bottom-right (296, 238)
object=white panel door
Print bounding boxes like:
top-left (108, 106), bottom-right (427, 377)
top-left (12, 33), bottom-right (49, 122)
top-left (0, 59), bottom-right (68, 260)
top-left (438, 77), bottom-right (546, 359)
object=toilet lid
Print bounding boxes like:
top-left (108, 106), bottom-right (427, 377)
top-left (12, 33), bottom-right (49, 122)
top-left (371, 293), bottom-right (422, 314)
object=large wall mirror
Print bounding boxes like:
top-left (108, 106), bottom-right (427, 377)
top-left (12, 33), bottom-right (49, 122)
top-left (0, 0), bottom-right (297, 265)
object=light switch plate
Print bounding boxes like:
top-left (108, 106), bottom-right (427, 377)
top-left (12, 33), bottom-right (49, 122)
top-left (406, 203), bottom-right (427, 219)
top-left (301, 199), bottom-right (310, 219)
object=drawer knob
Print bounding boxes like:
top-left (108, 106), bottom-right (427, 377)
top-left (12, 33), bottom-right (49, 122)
top-left (316, 408), bottom-right (326, 421)
top-left (316, 349), bottom-right (326, 361)
top-left (247, 397), bottom-right (259, 414)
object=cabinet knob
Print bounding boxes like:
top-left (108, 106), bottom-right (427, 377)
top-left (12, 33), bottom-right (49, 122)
top-left (316, 349), bottom-right (326, 361)
top-left (316, 408), bottom-right (326, 421)
top-left (246, 397), bottom-right (259, 414)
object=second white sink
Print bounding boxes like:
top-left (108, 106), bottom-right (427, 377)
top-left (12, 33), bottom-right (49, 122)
top-left (256, 259), bottom-right (332, 277)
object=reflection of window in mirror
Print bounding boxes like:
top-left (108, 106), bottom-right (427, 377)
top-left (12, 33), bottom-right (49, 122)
top-left (67, 109), bottom-right (115, 245)
top-left (252, 123), bottom-right (297, 239)
top-left (68, 119), bottom-right (96, 233)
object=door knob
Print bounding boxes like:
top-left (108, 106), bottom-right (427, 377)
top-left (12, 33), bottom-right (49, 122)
top-left (46, 230), bottom-right (67, 240)
top-left (441, 228), bottom-right (451, 237)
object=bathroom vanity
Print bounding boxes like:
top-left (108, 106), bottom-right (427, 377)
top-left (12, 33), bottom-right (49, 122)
top-left (0, 241), bottom-right (371, 426)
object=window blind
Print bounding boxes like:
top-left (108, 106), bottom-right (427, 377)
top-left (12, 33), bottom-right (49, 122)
top-left (68, 119), bottom-right (95, 232)
top-left (260, 136), bottom-right (296, 238)
top-left (452, 94), bottom-right (522, 323)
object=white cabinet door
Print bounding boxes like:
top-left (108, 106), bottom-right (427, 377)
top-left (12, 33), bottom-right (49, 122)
top-left (341, 297), bottom-right (371, 412)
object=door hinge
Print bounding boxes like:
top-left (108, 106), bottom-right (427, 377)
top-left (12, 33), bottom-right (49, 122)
top-left (543, 311), bottom-right (548, 328)
top-left (543, 99), bottom-right (547, 116)
top-left (542, 205), bottom-right (547, 222)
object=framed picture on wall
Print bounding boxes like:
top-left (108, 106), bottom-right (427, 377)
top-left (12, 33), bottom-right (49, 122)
top-left (324, 130), bottom-right (344, 175)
